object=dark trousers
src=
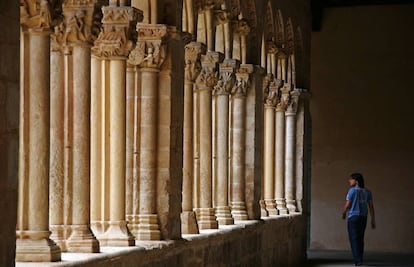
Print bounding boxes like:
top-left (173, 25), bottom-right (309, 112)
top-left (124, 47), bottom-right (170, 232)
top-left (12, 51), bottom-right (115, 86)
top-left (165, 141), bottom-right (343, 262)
top-left (347, 215), bottom-right (367, 264)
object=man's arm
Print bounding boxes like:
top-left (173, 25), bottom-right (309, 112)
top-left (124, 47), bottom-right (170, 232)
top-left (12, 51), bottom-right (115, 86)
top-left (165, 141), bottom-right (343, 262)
top-left (342, 200), bottom-right (351, 219)
top-left (369, 200), bottom-right (376, 229)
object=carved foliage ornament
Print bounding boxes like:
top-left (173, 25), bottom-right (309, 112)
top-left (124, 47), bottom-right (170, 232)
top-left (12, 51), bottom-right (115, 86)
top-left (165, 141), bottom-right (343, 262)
top-left (277, 83), bottom-right (291, 111)
top-left (264, 76), bottom-right (282, 106)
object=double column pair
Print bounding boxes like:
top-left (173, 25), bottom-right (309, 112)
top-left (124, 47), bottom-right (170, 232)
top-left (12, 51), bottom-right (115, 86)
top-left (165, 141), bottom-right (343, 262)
top-left (262, 75), bottom-right (301, 217)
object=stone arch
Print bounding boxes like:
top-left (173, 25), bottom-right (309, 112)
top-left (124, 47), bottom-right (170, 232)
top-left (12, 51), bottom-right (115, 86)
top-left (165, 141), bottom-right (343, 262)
top-left (275, 9), bottom-right (285, 48)
top-left (182, 0), bottom-right (197, 36)
top-left (294, 26), bottom-right (305, 87)
top-left (261, 0), bottom-right (275, 71)
top-left (286, 17), bottom-right (295, 84)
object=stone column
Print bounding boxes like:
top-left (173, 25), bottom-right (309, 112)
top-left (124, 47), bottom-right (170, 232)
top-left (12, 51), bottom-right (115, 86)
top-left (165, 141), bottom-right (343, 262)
top-left (17, 1), bottom-right (61, 261)
top-left (128, 23), bottom-right (167, 240)
top-left (285, 87), bottom-right (301, 213)
top-left (295, 89), bottom-right (309, 213)
top-left (230, 64), bottom-right (253, 221)
top-left (275, 84), bottom-right (290, 215)
top-left (91, 4), bottom-right (141, 246)
top-left (181, 42), bottom-right (204, 234)
top-left (195, 51), bottom-right (222, 229)
top-left (125, 63), bottom-right (139, 236)
top-left (49, 38), bottom-right (65, 251)
top-left (213, 59), bottom-right (236, 225)
top-left (262, 77), bottom-right (281, 217)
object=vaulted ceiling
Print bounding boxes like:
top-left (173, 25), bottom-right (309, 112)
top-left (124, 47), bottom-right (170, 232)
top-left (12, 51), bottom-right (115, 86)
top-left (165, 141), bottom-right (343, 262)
top-left (311, 0), bottom-right (414, 31)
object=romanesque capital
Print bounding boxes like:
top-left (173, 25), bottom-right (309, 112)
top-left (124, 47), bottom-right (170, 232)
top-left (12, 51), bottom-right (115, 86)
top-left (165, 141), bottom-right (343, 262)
top-left (277, 83), bottom-right (291, 111)
top-left (266, 41), bottom-right (278, 55)
top-left (231, 64), bottom-right (253, 98)
top-left (20, 0), bottom-right (53, 32)
top-left (128, 23), bottom-right (168, 68)
top-left (233, 18), bottom-right (250, 36)
top-left (286, 87), bottom-right (301, 115)
top-left (184, 42), bottom-right (206, 82)
top-left (51, 0), bottom-right (97, 50)
top-left (264, 75), bottom-right (282, 107)
top-left (214, 9), bottom-right (230, 26)
top-left (92, 5), bottom-right (142, 58)
top-left (195, 51), bottom-right (223, 89)
top-left (214, 59), bottom-right (238, 95)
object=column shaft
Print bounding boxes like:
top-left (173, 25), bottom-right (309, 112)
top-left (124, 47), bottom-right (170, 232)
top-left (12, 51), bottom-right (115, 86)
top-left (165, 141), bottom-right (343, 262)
top-left (231, 96), bottom-right (248, 220)
top-left (215, 93), bottom-right (233, 225)
top-left (285, 112), bottom-right (297, 213)
top-left (49, 49), bottom-right (66, 250)
top-left (275, 108), bottom-right (288, 214)
top-left (66, 46), bottom-right (99, 252)
top-left (263, 106), bottom-right (277, 216)
top-left (137, 68), bottom-right (161, 240)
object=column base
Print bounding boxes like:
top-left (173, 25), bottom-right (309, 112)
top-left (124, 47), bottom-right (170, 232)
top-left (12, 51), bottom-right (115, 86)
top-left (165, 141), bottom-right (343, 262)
top-left (231, 201), bottom-right (248, 221)
top-left (286, 200), bottom-right (297, 213)
top-left (98, 220), bottom-right (135, 246)
top-left (276, 198), bottom-right (289, 215)
top-left (91, 220), bottom-right (106, 236)
top-left (181, 211), bottom-right (199, 234)
top-left (216, 206), bottom-right (234, 225)
top-left (137, 214), bottom-right (161, 240)
top-left (16, 231), bottom-right (61, 262)
top-left (260, 200), bottom-right (268, 217)
top-left (50, 224), bottom-right (67, 252)
top-left (264, 199), bottom-right (279, 216)
top-left (197, 208), bottom-right (218, 230)
top-left (126, 214), bottom-right (140, 238)
top-left (66, 225), bottom-right (100, 253)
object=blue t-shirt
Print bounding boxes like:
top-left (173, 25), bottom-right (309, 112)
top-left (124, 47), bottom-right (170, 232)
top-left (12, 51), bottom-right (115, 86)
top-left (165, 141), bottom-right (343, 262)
top-left (346, 186), bottom-right (372, 218)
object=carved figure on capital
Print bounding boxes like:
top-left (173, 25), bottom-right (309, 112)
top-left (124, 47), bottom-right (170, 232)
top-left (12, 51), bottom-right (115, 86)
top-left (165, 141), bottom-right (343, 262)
top-left (196, 66), bottom-right (218, 88)
top-left (20, 0), bottom-right (52, 30)
top-left (184, 42), bottom-right (206, 82)
top-left (128, 24), bottom-right (167, 68)
top-left (264, 75), bottom-right (282, 107)
top-left (286, 88), bottom-right (301, 114)
top-left (277, 83), bottom-right (291, 111)
top-left (214, 72), bottom-right (234, 95)
top-left (233, 18), bottom-right (250, 36)
top-left (232, 64), bottom-right (253, 97)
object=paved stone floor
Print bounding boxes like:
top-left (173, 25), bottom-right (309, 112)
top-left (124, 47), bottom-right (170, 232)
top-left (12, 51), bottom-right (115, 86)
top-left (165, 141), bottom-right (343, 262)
top-left (304, 250), bottom-right (414, 267)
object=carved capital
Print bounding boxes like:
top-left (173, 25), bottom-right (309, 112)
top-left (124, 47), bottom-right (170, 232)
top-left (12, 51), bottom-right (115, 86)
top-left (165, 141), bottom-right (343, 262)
top-left (20, 0), bottom-right (53, 32)
top-left (277, 83), bottom-right (291, 111)
top-left (231, 64), bottom-right (253, 98)
top-left (214, 9), bottom-right (229, 26)
top-left (128, 23), bottom-right (168, 68)
top-left (264, 77), bottom-right (283, 107)
top-left (217, 58), bottom-right (238, 93)
top-left (51, 1), bottom-right (97, 49)
top-left (92, 6), bottom-right (141, 58)
top-left (286, 88), bottom-right (301, 114)
top-left (184, 42), bottom-right (206, 82)
top-left (233, 19), bottom-right (250, 36)
top-left (196, 51), bottom-right (222, 88)
top-left (266, 41), bottom-right (278, 54)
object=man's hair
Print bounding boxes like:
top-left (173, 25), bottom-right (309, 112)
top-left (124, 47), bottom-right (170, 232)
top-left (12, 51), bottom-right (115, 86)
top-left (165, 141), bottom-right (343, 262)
top-left (350, 172), bottom-right (365, 188)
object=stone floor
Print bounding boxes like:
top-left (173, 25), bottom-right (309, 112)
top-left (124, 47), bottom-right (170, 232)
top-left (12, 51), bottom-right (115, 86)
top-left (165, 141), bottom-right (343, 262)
top-left (304, 250), bottom-right (414, 267)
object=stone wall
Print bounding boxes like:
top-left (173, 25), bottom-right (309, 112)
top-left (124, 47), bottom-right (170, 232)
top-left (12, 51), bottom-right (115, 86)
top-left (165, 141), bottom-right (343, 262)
top-left (26, 216), bottom-right (306, 267)
top-left (0, 1), bottom-right (19, 266)
top-left (310, 5), bottom-right (414, 252)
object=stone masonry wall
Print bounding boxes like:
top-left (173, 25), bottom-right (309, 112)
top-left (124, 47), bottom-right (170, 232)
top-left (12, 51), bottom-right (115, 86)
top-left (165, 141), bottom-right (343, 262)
top-left (41, 216), bottom-right (306, 267)
top-left (0, 1), bottom-right (19, 266)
